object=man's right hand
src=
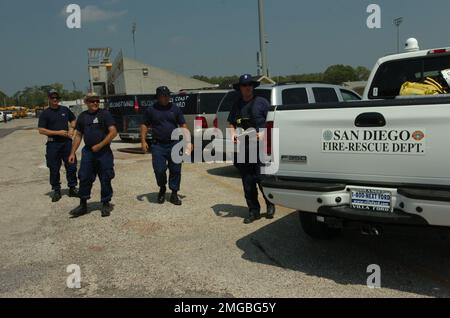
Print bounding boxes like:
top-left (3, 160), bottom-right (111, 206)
top-left (58, 130), bottom-right (69, 138)
top-left (232, 134), bottom-right (240, 144)
top-left (142, 141), bottom-right (149, 153)
top-left (68, 153), bottom-right (76, 164)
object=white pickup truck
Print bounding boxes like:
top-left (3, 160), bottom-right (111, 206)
top-left (262, 41), bottom-right (450, 239)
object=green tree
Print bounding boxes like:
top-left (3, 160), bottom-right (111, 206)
top-left (194, 64), bottom-right (370, 88)
top-left (193, 75), bottom-right (239, 89)
top-left (355, 66), bottom-right (371, 81)
top-left (12, 83), bottom-right (84, 108)
top-left (323, 65), bottom-right (358, 84)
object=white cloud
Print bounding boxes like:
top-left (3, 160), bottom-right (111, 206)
top-left (62, 5), bottom-right (127, 23)
top-left (82, 5), bottom-right (127, 23)
top-left (107, 24), bottom-right (118, 33)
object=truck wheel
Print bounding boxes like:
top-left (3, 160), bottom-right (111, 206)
top-left (298, 211), bottom-right (341, 240)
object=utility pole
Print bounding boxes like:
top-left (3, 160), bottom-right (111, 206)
top-left (394, 17), bottom-right (403, 53)
top-left (258, 0), bottom-right (269, 77)
top-left (132, 22), bottom-right (137, 59)
top-left (256, 52), bottom-right (262, 76)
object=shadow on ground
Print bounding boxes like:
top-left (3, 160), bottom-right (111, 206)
top-left (207, 165), bottom-right (241, 179)
top-left (0, 126), bottom-right (25, 139)
top-left (212, 204), bottom-right (273, 220)
top-left (68, 202), bottom-right (114, 219)
top-left (137, 193), bottom-right (187, 205)
top-left (212, 204), bottom-right (249, 219)
top-left (45, 189), bottom-right (74, 199)
top-left (235, 211), bottom-right (450, 297)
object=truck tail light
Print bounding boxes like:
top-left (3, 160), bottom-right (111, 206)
top-left (195, 116), bottom-right (208, 129)
top-left (265, 121), bottom-right (274, 156)
top-left (213, 116), bottom-right (218, 129)
top-left (428, 48), bottom-right (450, 55)
top-left (133, 97), bottom-right (140, 113)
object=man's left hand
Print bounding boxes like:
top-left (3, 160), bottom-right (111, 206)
top-left (185, 143), bottom-right (194, 156)
top-left (257, 132), bottom-right (265, 141)
top-left (91, 144), bottom-right (103, 153)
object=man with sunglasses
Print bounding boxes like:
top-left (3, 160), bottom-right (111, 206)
top-left (69, 93), bottom-right (117, 218)
top-left (228, 74), bottom-right (276, 224)
top-left (38, 89), bottom-right (79, 202)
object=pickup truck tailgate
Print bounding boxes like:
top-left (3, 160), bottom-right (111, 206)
top-left (272, 100), bottom-right (450, 187)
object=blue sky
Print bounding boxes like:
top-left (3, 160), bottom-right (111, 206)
top-left (1, 0), bottom-right (449, 95)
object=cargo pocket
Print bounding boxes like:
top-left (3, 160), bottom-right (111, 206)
top-left (100, 168), bottom-right (115, 183)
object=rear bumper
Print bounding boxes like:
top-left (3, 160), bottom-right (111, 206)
top-left (119, 132), bottom-right (152, 141)
top-left (262, 176), bottom-right (450, 227)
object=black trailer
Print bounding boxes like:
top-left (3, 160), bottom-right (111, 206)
top-left (104, 94), bottom-right (155, 143)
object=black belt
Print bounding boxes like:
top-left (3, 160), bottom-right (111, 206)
top-left (47, 137), bottom-right (70, 143)
top-left (153, 140), bottom-right (177, 145)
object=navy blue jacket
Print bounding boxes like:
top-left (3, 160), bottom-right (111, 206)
top-left (76, 109), bottom-right (116, 149)
top-left (227, 96), bottom-right (269, 132)
top-left (38, 106), bottom-right (76, 142)
top-left (142, 103), bottom-right (186, 144)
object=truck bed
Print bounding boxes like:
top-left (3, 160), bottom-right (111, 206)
top-left (268, 96), bottom-right (450, 187)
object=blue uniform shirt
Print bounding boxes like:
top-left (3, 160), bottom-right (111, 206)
top-left (76, 109), bottom-right (116, 149)
top-left (38, 106), bottom-right (76, 142)
top-left (142, 103), bottom-right (186, 143)
top-left (227, 96), bottom-right (269, 132)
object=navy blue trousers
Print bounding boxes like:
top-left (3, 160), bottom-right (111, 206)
top-left (78, 147), bottom-right (115, 203)
top-left (234, 163), bottom-right (271, 215)
top-left (152, 143), bottom-right (182, 192)
top-left (46, 140), bottom-right (77, 191)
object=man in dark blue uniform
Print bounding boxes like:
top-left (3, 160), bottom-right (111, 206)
top-left (68, 93), bottom-right (118, 218)
top-left (228, 74), bottom-right (276, 224)
top-left (140, 86), bottom-right (193, 206)
top-left (38, 89), bottom-right (78, 202)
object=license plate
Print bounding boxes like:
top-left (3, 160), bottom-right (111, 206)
top-left (351, 188), bottom-right (393, 213)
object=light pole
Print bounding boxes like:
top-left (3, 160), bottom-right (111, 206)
top-left (258, 0), bottom-right (269, 77)
top-left (394, 17), bottom-right (403, 53)
top-left (132, 22), bottom-right (137, 59)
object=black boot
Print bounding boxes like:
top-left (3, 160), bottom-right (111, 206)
top-left (101, 202), bottom-right (112, 218)
top-left (158, 187), bottom-right (166, 204)
top-left (69, 187), bottom-right (79, 198)
top-left (170, 192), bottom-right (182, 206)
top-left (70, 200), bottom-right (88, 218)
top-left (244, 212), bottom-right (261, 224)
top-left (266, 203), bottom-right (276, 219)
top-left (52, 190), bottom-right (62, 203)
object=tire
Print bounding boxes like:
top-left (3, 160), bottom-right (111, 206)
top-left (298, 211), bottom-right (341, 240)
top-left (120, 137), bottom-right (132, 143)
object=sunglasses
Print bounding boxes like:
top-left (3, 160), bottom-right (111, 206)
top-left (88, 100), bottom-right (100, 104)
top-left (240, 84), bottom-right (253, 87)
top-left (50, 96), bottom-right (60, 100)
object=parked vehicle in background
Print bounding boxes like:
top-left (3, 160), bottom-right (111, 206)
top-left (171, 89), bottom-right (230, 146)
top-left (262, 40), bottom-right (450, 240)
top-left (105, 90), bottom-right (228, 145)
top-left (212, 83), bottom-right (361, 158)
top-left (0, 111), bottom-right (14, 122)
top-left (104, 95), bottom-right (155, 142)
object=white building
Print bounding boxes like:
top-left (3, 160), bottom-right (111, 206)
top-left (107, 51), bottom-right (215, 95)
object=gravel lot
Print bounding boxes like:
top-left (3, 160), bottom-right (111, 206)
top-left (1, 118), bottom-right (450, 298)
